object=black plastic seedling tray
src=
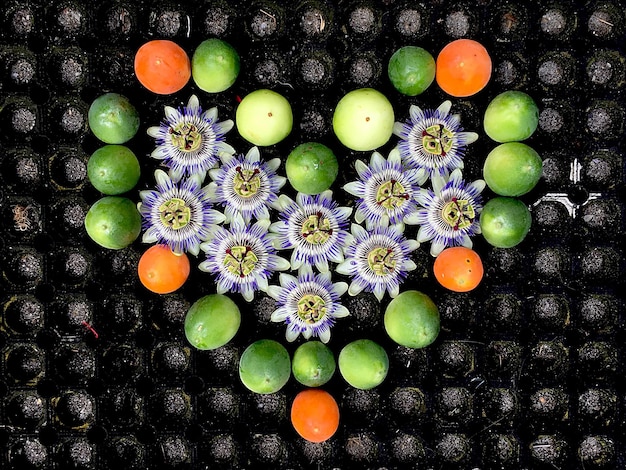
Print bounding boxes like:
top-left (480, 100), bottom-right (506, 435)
top-left (1, 0), bottom-right (625, 468)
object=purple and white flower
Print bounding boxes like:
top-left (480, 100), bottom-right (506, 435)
top-left (199, 213), bottom-right (290, 302)
top-left (138, 169), bottom-right (226, 256)
top-left (207, 147), bottom-right (285, 224)
top-left (336, 224), bottom-right (419, 301)
top-left (405, 169), bottom-right (485, 257)
top-left (394, 101), bottom-right (478, 179)
top-left (270, 190), bottom-right (352, 273)
top-left (147, 95), bottom-right (235, 181)
top-left (343, 149), bottom-right (427, 231)
top-left (268, 265), bottom-right (349, 343)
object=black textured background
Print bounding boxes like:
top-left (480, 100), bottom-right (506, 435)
top-left (0, 0), bottom-right (625, 468)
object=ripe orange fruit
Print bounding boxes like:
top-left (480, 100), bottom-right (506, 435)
top-left (433, 246), bottom-right (483, 292)
top-left (291, 389), bottom-right (339, 443)
top-left (436, 39), bottom-right (492, 97)
top-left (138, 244), bottom-right (190, 294)
top-left (134, 40), bottom-right (191, 94)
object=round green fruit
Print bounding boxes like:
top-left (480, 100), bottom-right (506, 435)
top-left (292, 341), bottom-right (336, 387)
top-left (384, 290), bottom-right (440, 349)
top-left (388, 46), bottom-right (436, 96)
top-left (286, 142), bottom-right (339, 194)
top-left (88, 93), bottom-right (140, 144)
top-left (184, 294), bottom-right (241, 350)
top-left (332, 88), bottom-right (395, 151)
top-left (84, 196), bottom-right (141, 250)
top-left (338, 339), bottom-right (389, 390)
top-left (87, 145), bottom-right (141, 195)
top-left (480, 197), bottom-right (532, 248)
top-left (239, 339), bottom-right (291, 394)
top-left (483, 90), bottom-right (539, 142)
top-left (236, 89), bottom-right (293, 146)
top-left (483, 142), bottom-right (543, 196)
top-left (192, 38), bottom-right (240, 93)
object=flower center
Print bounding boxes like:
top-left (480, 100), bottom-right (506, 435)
top-left (223, 245), bottom-right (258, 277)
top-left (367, 247), bottom-right (396, 275)
top-left (301, 212), bottom-right (333, 244)
top-left (441, 197), bottom-right (475, 230)
top-left (422, 123), bottom-right (454, 156)
top-left (233, 166), bottom-right (261, 198)
top-left (170, 122), bottom-right (202, 152)
top-left (159, 198), bottom-right (191, 229)
top-left (376, 179), bottom-right (410, 209)
top-left (297, 294), bottom-right (327, 324)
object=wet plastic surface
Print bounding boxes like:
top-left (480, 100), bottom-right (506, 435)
top-left (0, 0), bottom-right (625, 468)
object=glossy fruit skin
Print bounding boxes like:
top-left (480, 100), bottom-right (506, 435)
top-left (239, 339), bottom-right (291, 394)
top-left (87, 145), bottom-right (140, 195)
top-left (236, 89), bottom-right (293, 146)
top-left (332, 88), bottom-right (395, 151)
top-left (433, 247), bottom-right (484, 293)
top-left (84, 196), bottom-right (141, 250)
top-left (138, 245), bottom-right (190, 295)
top-left (388, 46), bottom-right (436, 96)
top-left (88, 93), bottom-right (140, 144)
top-left (286, 142), bottom-right (338, 194)
top-left (184, 294), bottom-right (241, 350)
top-left (134, 40), bottom-right (191, 94)
top-left (292, 341), bottom-right (336, 387)
top-left (483, 91), bottom-right (539, 142)
top-left (192, 38), bottom-right (240, 93)
top-left (291, 389), bottom-right (340, 443)
top-left (436, 39), bottom-right (492, 97)
top-left (480, 197), bottom-right (532, 248)
top-left (384, 290), bottom-right (441, 348)
top-left (338, 339), bottom-right (389, 390)
top-left (483, 142), bottom-right (543, 196)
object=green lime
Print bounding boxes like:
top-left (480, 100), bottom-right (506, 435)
top-left (384, 290), bottom-right (440, 349)
top-left (480, 197), bottom-right (532, 248)
top-left (483, 142), bottom-right (543, 196)
top-left (388, 46), bottom-right (436, 96)
top-left (192, 38), bottom-right (240, 93)
top-left (84, 196), bottom-right (141, 250)
top-left (332, 88), bottom-right (395, 151)
top-left (286, 142), bottom-right (339, 194)
top-left (184, 294), bottom-right (241, 350)
top-left (87, 145), bottom-right (141, 195)
top-left (236, 89), bottom-right (293, 146)
top-left (239, 339), bottom-right (291, 394)
top-left (292, 341), bottom-right (336, 387)
top-left (88, 93), bottom-right (140, 144)
top-left (338, 339), bottom-right (389, 390)
top-left (483, 90), bottom-right (539, 142)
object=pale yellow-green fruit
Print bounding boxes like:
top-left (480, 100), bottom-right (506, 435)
top-left (332, 88), bottom-right (395, 151)
top-left (236, 89), bottom-right (293, 146)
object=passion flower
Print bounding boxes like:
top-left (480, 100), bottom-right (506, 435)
top-left (267, 265), bottom-right (349, 343)
top-left (393, 100), bottom-right (478, 179)
top-left (147, 94), bottom-right (235, 181)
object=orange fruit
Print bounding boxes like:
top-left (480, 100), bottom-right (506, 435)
top-left (291, 389), bottom-right (339, 443)
top-left (433, 246), bottom-right (483, 292)
top-left (138, 244), bottom-right (190, 294)
top-left (134, 40), bottom-right (191, 94)
top-left (436, 39), bottom-right (492, 97)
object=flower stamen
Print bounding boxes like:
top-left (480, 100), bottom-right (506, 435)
top-left (297, 294), bottom-right (327, 324)
top-left (367, 247), bottom-right (396, 275)
top-left (159, 198), bottom-right (191, 229)
top-left (224, 245), bottom-right (258, 277)
top-left (169, 122), bottom-right (203, 152)
top-left (376, 179), bottom-right (410, 209)
top-left (301, 212), bottom-right (333, 244)
top-left (441, 197), bottom-right (475, 231)
top-left (233, 166), bottom-right (261, 198)
top-left (422, 123), bottom-right (454, 156)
